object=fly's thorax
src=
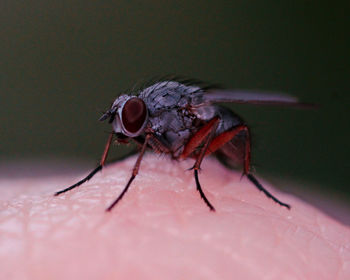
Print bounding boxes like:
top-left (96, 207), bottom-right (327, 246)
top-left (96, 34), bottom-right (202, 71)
top-left (138, 81), bottom-right (201, 115)
top-left (146, 105), bottom-right (197, 157)
top-left (110, 95), bottom-right (149, 137)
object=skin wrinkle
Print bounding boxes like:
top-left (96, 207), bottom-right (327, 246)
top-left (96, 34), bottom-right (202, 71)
top-left (0, 154), bottom-right (350, 280)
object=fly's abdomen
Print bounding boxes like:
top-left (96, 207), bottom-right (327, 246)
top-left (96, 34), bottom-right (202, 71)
top-left (213, 106), bottom-right (248, 169)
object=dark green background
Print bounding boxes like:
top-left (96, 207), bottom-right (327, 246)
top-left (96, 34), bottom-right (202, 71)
top-left (0, 2), bottom-right (349, 205)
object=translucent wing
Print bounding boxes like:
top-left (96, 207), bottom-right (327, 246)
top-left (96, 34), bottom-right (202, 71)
top-left (192, 89), bottom-right (311, 107)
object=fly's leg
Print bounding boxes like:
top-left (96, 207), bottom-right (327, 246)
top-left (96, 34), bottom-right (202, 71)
top-left (105, 134), bottom-right (151, 212)
top-left (180, 117), bottom-right (220, 160)
top-left (240, 128), bottom-right (291, 209)
top-left (181, 117), bottom-right (221, 211)
top-left (194, 169), bottom-right (215, 211)
top-left (55, 132), bottom-right (114, 196)
top-left (210, 125), bottom-right (291, 209)
top-left (193, 121), bottom-right (220, 211)
top-left (246, 174), bottom-right (290, 209)
top-left (146, 132), bottom-right (172, 154)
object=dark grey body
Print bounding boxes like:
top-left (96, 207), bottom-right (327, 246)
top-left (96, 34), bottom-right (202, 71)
top-left (105, 79), bottom-right (299, 172)
top-left (137, 81), bottom-right (246, 166)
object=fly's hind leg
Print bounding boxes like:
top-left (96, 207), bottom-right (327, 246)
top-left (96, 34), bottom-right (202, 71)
top-left (211, 125), bottom-right (291, 209)
top-left (238, 126), bottom-right (291, 209)
top-left (246, 173), bottom-right (290, 209)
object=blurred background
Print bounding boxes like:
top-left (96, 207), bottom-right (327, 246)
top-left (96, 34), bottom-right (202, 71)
top-left (0, 1), bottom-right (348, 221)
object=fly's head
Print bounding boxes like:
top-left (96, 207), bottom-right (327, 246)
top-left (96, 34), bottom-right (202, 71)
top-left (100, 95), bottom-right (149, 137)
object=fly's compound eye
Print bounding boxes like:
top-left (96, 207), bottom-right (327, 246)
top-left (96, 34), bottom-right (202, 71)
top-left (121, 97), bottom-right (148, 135)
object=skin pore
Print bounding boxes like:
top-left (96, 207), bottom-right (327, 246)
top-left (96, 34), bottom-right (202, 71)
top-left (1, 154), bottom-right (350, 280)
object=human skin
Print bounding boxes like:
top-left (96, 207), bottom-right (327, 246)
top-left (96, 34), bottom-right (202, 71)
top-left (0, 154), bottom-right (349, 280)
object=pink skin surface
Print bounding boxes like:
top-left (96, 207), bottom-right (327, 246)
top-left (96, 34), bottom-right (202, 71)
top-left (1, 154), bottom-right (350, 280)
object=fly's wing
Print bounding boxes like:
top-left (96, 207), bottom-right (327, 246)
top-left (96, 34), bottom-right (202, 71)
top-left (192, 89), bottom-right (311, 108)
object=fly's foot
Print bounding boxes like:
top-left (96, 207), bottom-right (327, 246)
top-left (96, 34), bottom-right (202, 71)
top-left (188, 165), bottom-right (202, 172)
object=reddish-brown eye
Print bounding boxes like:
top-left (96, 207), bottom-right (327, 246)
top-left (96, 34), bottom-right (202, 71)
top-left (121, 98), bottom-right (147, 134)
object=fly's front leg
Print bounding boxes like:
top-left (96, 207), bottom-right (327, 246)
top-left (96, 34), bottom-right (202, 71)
top-left (55, 132), bottom-right (114, 196)
top-left (106, 134), bottom-right (151, 212)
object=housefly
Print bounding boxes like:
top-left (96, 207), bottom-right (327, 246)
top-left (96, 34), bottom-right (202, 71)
top-left (55, 78), bottom-right (307, 212)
